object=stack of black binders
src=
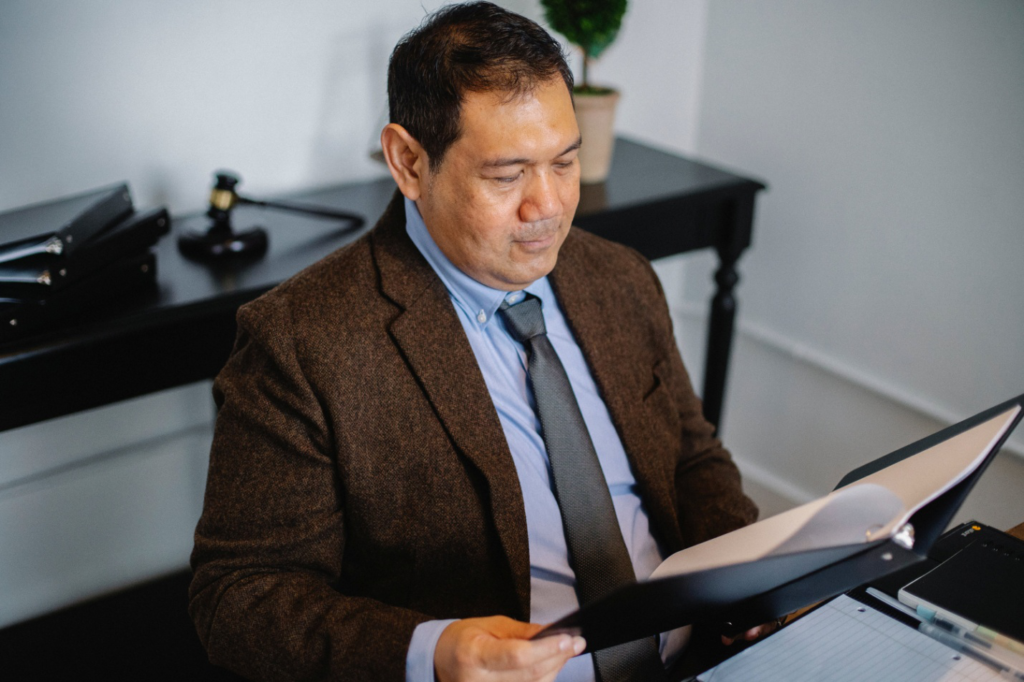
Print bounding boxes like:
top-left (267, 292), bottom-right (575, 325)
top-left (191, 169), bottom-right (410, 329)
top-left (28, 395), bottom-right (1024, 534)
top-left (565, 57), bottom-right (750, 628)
top-left (0, 184), bottom-right (170, 343)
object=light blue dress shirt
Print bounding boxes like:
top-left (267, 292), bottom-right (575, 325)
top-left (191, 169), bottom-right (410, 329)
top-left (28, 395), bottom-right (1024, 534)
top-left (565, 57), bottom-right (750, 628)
top-left (402, 198), bottom-right (671, 682)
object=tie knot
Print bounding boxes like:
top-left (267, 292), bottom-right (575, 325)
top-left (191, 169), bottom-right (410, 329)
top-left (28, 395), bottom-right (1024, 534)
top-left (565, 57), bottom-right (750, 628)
top-left (498, 295), bottom-right (546, 344)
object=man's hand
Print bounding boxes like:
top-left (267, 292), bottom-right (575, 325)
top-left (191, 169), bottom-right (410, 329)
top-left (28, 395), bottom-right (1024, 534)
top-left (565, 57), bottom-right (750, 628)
top-left (434, 616), bottom-right (586, 682)
top-left (720, 618), bottom-right (785, 646)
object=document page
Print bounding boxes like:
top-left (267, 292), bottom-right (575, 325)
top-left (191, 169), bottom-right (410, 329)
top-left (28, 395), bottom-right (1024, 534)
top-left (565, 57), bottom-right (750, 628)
top-left (656, 407), bottom-right (1021, 578)
top-left (697, 595), bottom-right (1003, 682)
top-left (841, 406), bottom-right (1021, 541)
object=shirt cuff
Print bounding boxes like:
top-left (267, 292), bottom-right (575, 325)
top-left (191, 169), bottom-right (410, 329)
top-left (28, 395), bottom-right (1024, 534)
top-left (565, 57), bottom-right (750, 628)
top-left (406, 618), bottom-right (458, 682)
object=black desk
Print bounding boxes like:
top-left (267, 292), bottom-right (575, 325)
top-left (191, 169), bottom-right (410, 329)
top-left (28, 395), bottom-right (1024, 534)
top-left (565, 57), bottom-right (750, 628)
top-left (0, 138), bottom-right (763, 433)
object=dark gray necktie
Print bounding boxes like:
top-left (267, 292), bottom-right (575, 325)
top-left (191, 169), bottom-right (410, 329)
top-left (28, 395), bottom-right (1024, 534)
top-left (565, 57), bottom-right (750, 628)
top-left (499, 294), bottom-right (666, 682)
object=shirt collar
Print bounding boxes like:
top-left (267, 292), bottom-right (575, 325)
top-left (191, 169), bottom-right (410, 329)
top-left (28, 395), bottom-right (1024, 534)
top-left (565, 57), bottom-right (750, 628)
top-left (404, 196), bottom-right (553, 326)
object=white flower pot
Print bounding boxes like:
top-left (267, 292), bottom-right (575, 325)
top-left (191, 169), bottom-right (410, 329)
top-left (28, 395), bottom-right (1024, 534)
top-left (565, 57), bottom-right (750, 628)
top-left (574, 89), bottom-right (620, 184)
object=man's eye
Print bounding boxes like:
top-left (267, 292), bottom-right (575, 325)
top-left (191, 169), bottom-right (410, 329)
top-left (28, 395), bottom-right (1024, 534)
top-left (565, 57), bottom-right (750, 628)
top-left (494, 173), bottom-right (521, 184)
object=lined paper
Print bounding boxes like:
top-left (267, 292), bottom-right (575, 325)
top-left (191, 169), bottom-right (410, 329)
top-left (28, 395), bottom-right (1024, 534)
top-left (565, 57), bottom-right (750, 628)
top-left (697, 595), bottom-right (1003, 682)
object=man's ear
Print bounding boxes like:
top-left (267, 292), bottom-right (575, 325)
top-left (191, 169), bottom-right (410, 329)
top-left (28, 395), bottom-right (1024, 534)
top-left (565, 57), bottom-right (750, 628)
top-left (381, 124), bottom-right (429, 201)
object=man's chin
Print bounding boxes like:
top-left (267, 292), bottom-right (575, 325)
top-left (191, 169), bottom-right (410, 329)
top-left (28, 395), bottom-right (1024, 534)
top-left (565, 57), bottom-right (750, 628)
top-left (508, 257), bottom-right (558, 289)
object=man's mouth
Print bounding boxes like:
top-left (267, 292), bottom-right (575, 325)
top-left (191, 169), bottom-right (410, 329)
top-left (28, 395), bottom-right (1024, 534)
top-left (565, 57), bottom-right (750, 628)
top-left (517, 232), bottom-right (555, 245)
top-left (514, 223), bottom-right (561, 250)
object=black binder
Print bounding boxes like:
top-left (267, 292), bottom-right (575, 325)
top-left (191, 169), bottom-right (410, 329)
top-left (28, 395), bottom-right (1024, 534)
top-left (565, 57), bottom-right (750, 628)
top-left (0, 208), bottom-right (169, 295)
top-left (534, 395), bottom-right (1024, 652)
top-left (0, 184), bottom-right (133, 264)
top-left (0, 251), bottom-right (157, 343)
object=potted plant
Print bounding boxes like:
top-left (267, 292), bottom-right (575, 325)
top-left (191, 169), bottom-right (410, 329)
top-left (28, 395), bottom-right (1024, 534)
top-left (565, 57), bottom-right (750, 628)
top-left (541, 0), bottom-right (628, 183)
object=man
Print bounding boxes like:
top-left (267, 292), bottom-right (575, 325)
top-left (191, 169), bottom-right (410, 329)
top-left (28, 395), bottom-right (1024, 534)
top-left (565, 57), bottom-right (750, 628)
top-left (189, 3), bottom-right (757, 681)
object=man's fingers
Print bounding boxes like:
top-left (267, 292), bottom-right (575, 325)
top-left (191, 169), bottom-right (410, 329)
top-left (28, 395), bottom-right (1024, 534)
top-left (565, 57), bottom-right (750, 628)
top-left (486, 616), bottom-right (546, 641)
top-left (484, 634), bottom-right (585, 671)
top-left (720, 624), bottom-right (763, 645)
top-left (536, 637), bottom-right (587, 682)
top-left (721, 620), bottom-right (784, 645)
top-left (435, 617), bottom-right (585, 682)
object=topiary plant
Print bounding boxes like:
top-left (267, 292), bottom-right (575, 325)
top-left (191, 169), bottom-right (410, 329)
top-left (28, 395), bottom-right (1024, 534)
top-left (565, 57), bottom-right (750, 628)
top-left (540, 0), bottom-right (628, 94)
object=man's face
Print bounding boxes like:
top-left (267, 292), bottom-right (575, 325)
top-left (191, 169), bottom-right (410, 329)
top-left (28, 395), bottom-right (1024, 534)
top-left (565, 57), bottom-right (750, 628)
top-left (416, 77), bottom-right (581, 291)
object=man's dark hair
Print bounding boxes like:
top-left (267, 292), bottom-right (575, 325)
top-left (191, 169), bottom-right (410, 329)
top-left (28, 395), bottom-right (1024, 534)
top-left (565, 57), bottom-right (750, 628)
top-left (388, 1), bottom-right (573, 172)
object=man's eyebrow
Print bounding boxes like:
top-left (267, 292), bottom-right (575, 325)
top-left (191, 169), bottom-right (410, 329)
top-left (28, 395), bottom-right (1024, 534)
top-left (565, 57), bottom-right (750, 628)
top-left (559, 137), bottom-right (583, 157)
top-left (481, 137), bottom-right (583, 168)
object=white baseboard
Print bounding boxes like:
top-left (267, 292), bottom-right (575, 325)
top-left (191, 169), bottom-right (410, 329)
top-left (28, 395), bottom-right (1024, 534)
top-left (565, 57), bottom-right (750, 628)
top-left (673, 302), bottom-right (1023, 459)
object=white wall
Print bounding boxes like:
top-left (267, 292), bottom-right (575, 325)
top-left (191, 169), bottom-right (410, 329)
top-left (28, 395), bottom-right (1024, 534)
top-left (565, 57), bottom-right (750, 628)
top-left (0, 0), bottom-right (432, 214)
top-left (0, 0), bottom-right (707, 627)
top-left (10, 0), bottom-right (1016, 631)
top-left (587, 0), bottom-right (709, 156)
top-left (680, 0), bottom-right (1024, 527)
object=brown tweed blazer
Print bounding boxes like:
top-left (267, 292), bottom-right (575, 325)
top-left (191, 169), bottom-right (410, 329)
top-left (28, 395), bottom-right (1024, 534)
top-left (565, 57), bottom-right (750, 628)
top-left (189, 191), bottom-right (757, 681)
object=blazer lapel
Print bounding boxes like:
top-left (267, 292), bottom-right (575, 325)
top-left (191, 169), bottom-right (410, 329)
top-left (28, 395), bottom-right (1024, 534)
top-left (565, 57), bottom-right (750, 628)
top-left (550, 229), bottom-right (685, 554)
top-left (370, 194), bottom-right (531, 619)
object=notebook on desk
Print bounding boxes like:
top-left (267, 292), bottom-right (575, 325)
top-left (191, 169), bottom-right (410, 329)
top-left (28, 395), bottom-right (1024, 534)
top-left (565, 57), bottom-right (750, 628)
top-left (695, 594), bottom-right (1006, 682)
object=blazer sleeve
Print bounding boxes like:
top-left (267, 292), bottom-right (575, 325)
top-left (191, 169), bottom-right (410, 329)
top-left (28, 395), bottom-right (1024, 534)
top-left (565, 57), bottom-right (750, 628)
top-left (189, 295), bottom-right (430, 682)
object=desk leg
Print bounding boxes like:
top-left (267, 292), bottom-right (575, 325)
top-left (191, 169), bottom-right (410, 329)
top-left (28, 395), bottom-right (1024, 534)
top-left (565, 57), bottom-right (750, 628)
top-left (701, 196), bottom-right (755, 435)
top-left (702, 258), bottom-right (738, 433)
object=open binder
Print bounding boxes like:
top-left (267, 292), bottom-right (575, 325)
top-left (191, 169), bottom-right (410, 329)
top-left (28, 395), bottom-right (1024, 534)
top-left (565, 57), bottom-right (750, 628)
top-left (535, 394), bottom-right (1024, 651)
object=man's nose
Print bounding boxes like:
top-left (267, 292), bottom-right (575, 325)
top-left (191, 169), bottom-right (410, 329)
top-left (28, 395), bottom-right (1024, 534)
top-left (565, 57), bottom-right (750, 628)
top-left (519, 171), bottom-right (561, 224)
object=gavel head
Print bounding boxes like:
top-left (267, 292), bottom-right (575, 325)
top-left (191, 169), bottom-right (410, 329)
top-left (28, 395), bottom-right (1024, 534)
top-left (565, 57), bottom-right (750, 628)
top-left (207, 171), bottom-right (242, 232)
top-left (178, 169), bottom-right (267, 262)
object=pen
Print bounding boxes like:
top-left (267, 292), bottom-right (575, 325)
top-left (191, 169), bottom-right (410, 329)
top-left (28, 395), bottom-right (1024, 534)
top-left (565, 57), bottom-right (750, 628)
top-left (865, 587), bottom-right (920, 620)
top-left (917, 612), bottom-right (1024, 674)
top-left (978, 627), bottom-right (1024, 657)
top-left (864, 588), bottom-right (1024, 678)
top-left (918, 621), bottom-right (1024, 680)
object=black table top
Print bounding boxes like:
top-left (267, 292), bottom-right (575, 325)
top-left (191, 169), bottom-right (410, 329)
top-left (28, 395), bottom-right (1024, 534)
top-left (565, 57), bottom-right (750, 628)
top-left (0, 138), bottom-right (763, 432)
